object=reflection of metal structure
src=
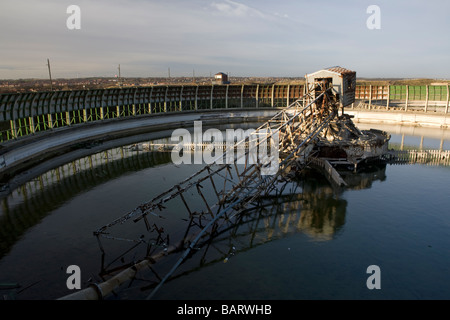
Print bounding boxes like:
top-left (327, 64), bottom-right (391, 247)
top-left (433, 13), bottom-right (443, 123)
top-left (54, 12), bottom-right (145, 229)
top-left (61, 163), bottom-right (392, 300)
top-left (61, 170), bottom-right (348, 300)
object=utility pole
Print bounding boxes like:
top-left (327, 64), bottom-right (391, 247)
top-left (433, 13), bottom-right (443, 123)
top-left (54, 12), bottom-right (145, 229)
top-left (168, 67), bottom-right (171, 79)
top-left (47, 58), bottom-right (53, 91)
top-left (193, 69), bottom-right (195, 84)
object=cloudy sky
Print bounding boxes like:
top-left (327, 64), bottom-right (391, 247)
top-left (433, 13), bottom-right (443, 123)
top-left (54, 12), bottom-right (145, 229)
top-left (0, 0), bottom-right (449, 79)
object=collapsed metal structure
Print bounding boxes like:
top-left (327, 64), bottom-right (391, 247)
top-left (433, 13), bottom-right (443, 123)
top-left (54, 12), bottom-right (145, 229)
top-left (92, 82), bottom-right (335, 294)
top-left (59, 67), bottom-right (390, 300)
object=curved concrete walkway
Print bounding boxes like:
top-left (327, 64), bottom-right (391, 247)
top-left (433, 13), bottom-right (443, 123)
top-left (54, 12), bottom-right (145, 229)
top-left (1, 107), bottom-right (449, 194)
top-left (0, 108), bottom-right (278, 182)
top-left (347, 109), bottom-right (450, 128)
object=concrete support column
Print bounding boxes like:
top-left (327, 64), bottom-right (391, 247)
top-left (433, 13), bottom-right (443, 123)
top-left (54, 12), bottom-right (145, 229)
top-left (149, 87), bottom-right (153, 114)
top-left (29, 116), bottom-right (35, 134)
top-left (210, 85), bottom-right (214, 110)
top-left (195, 86), bottom-right (198, 111)
top-left (83, 109), bottom-right (87, 122)
top-left (164, 86), bottom-right (168, 113)
top-left (446, 84), bottom-right (449, 114)
top-left (65, 111), bottom-right (71, 126)
top-left (386, 85), bottom-right (390, 109)
top-left (271, 84), bottom-right (275, 108)
top-left (286, 84), bottom-right (290, 107)
top-left (180, 86), bottom-right (183, 111)
top-left (48, 113), bottom-right (54, 128)
top-left (133, 89), bottom-right (137, 116)
top-left (405, 85), bottom-right (409, 111)
top-left (255, 84), bottom-right (259, 108)
top-left (100, 91), bottom-right (106, 120)
top-left (225, 85), bottom-right (229, 109)
top-left (9, 120), bottom-right (17, 139)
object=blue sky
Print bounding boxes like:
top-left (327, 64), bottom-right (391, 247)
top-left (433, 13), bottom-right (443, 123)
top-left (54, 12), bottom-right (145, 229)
top-left (0, 0), bottom-right (449, 79)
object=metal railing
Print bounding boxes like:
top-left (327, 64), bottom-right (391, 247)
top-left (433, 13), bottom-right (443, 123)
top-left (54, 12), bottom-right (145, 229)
top-left (1, 84), bottom-right (449, 143)
top-left (0, 84), bottom-right (302, 142)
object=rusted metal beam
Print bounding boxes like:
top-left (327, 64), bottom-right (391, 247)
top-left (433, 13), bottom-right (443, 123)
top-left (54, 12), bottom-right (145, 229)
top-left (82, 85), bottom-right (337, 300)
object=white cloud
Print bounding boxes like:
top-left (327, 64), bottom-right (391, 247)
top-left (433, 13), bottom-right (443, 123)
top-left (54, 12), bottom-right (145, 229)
top-left (210, 0), bottom-right (267, 19)
top-left (274, 12), bottom-right (289, 19)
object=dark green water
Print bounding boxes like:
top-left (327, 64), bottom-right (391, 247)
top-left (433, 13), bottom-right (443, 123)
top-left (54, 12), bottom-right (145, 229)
top-left (0, 124), bottom-right (449, 300)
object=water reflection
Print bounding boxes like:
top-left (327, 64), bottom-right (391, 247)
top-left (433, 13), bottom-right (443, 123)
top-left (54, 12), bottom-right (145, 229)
top-left (356, 122), bottom-right (450, 151)
top-left (91, 163), bottom-right (389, 299)
top-left (234, 163), bottom-right (387, 244)
top-left (0, 134), bottom-right (397, 300)
top-left (0, 147), bottom-right (172, 259)
top-left (1, 121), bottom-right (448, 299)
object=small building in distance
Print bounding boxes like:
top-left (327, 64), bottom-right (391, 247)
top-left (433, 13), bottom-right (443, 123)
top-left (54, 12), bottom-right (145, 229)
top-left (214, 72), bottom-right (230, 84)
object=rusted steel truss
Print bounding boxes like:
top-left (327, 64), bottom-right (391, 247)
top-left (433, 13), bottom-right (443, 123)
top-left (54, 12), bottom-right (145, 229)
top-left (91, 85), bottom-right (338, 299)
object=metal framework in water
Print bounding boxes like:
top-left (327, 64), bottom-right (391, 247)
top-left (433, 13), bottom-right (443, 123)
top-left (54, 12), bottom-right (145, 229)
top-left (58, 77), bottom-right (450, 300)
top-left (58, 83), bottom-right (337, 299)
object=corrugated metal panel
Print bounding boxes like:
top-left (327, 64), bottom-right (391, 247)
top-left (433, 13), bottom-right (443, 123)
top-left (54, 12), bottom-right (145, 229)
top-left (307, 66), bottom-right (355, 78)
top-left (325, 66), bottom-right (355, 76)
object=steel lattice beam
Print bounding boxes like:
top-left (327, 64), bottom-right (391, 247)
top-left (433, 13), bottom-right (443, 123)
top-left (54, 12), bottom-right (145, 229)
top-left (60, 85), bottom-right (338, 300)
